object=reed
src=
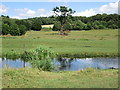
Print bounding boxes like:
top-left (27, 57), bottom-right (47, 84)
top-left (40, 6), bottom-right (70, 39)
top-left (21, 46), bottom-right (56, 71)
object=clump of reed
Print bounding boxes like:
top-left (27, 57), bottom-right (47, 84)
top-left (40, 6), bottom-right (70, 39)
top-left (2, 51), bottom-right (20, 60)
top-left (21, 45), bottom-right (56, 71)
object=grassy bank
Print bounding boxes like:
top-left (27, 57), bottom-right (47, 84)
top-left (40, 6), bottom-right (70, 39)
top-left (2, 29), bottom-right (119, 58)
top-left (2, 68), bottom-right (118, 88)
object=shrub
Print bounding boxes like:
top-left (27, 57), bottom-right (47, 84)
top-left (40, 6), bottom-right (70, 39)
top-left (63, 22), bottom-right (72, 30)
top-left (2, 24), bottom-right (10, 35)
top-left (9, 24), bottom-right (20, 36)
top-left (31, 19), bottom-right (42, 31)
top-left (18, 25), bottom-right (27, 35)
top-left (21, 46), bottom-right (56, 71)
top-left (4, 51), bottom-right (20, 60)
top-left (52, 22), bottom-right (61, 31)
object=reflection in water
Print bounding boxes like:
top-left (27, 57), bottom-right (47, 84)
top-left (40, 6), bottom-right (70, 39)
top-left (57, 58), bottom-right (73, 67)
top-left (53, 57), bottom-right (118, 71)
top-left (2, 57), bottom-right (118, 71)
top-left (2, 58), bottom-right (31, 68)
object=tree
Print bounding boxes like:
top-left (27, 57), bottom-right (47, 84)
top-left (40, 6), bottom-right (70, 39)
top-left (2, 24), bottom-right (10, 35)
top-left (63, 22), bottom-right (72, 30)
top-left (31, 19), bottom-right (42, 31)
top-left (18, 25), bottom-right (27, 35)
top-left (15, 20), bottom-right (32, 30)
top-left (73, 20), bottom-right (85, 30)
top-left (86, 23), bottom-right (92, 30)
top-left (98, 25), bottom-right (105, 29)
top-left (52, 22), bottom-right (61, 31)
top-left (108, 24), bottom-right (118, 29)
top-left (53, 6), bottom-right (75, 35)
top-left (9, 24), bottom-right (20, 36)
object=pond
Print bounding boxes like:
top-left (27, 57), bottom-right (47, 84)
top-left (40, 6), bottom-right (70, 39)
top-left (2, 58), bottom-right (32, 68)
top-left (2, 57), bottom-right (118, 71)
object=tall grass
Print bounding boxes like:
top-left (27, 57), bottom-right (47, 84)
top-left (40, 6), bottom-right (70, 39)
top-left (2, 51), bottom-right (20, 60)
top-left (21, 46), bottom-right (56, 71)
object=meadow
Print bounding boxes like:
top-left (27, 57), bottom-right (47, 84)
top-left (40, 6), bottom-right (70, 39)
top-left (2, 29), bottom-right (119, 58)
top-left (2, 29), bottom-right (119, 88)
top-left (2, 68), bottom-right (118, 88)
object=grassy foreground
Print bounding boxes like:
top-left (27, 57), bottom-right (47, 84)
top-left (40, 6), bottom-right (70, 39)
top-left (2, 29), bottom-right (118, 58)
top-left (2, 68), bottom-right (118, 88)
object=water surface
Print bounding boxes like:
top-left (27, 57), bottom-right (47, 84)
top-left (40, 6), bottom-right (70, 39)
top-left (53, 58), bottom-right (118, 71)
top-left (2, 57), bottom-right (118, 71)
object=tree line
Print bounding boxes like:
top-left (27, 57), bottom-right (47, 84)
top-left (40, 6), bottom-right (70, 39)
top-left (1, 13), bottom-right (120, 36)
top-left (53, 14), bottom-right (120, 31)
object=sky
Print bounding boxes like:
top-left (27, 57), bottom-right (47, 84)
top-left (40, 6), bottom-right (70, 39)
top-left (0, 1), bottom-right (119, 19)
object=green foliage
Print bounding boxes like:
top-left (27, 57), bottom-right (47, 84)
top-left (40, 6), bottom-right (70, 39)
top-left (108, 24), bottom-right (118, 29)
top-left (53, 6), bottom-right (75, 34)
top-left (52, 22), bottom-right (60, 31)
top-left (4, 51), bottom-right (20, 60)
top-left (9, 24), bottom-right (20, 36)
top-left (72, 20), bottom-right (85, 30)
top-left (31, 19), bottom-right (42, 31)
top-left (83, 24), bottom-right (90, 30)
top-left (21, 46), bottom-right (55, 71)
top-left (30, 59), bottom-right (53, 71)
top-left (18, 25), bottom-right (27, 35)
top-left (15, 19), bottom-right (32, 30)
top-left (85, 23), bottom-right (92, 30)
top-left (63, 22), bottom-right (72, 30)
top-left (1, 14), bottom-right (120, 36)
top-left (2, 24), bottom-right (10, 35)
top-left (98, 25), bottom-right (105, 29)
top-left (1, 15), bottom-right (28, 36)
top-left (21, 50), bottom-right (33, 62)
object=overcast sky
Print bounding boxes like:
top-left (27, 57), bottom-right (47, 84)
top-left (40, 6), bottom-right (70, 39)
top-left (0, 1), bottom-right (119, 19)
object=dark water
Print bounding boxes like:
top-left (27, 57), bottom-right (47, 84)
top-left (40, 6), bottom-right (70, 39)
top-left (2, 57), bottom-right (118, 71)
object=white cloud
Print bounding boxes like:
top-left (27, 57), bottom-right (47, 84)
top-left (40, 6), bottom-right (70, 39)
top-left (73, 2), bottom-right (118, 17)
top-left (10, 2), bottom-right (119, 19)
top-left (12, 8), bottom-right (53, 19)
top-left (0, 5), bottom-right (8, 14)
top-left (15, 8), bottom-right (36, 16)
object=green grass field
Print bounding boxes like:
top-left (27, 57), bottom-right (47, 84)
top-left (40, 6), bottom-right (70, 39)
top-left (2, 29), bottom-right (118, 58)
top-left (2, 68), bottom-right (118, 88)
top-left (2, 29), bottom-right (119, 88)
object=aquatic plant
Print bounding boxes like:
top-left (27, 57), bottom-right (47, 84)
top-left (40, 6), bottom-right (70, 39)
top-left (3, 51), bottom-right (20, 60)
top-left (21, 46), bottom-right (56, 71)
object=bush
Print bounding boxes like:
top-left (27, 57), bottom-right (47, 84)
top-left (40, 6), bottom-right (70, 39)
top-left (63, 22), bottom-right (72, 30)
top-left (52, 22), bottom-right (61, 31)
top-left (72, 20), bottom-right (85, 30)
top-left (108, 24), bottom-right (118, 29)
top-left (98, 25), bottom-right (105, 29)
top-left (2, 24), bottom-right (10, 35)
top-left (9, 24), bottom-right (20, 36)
top-left (21, 46), bottom-right (56, 71)
top-left (18, 25), bottom-right (27, 35)
top-left (31, 19), bottom-right (42, 31)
